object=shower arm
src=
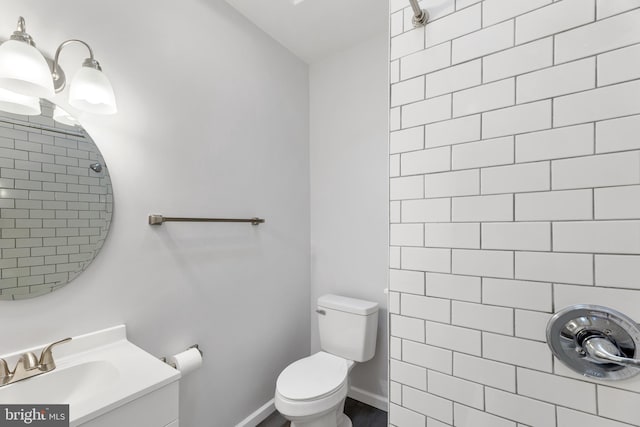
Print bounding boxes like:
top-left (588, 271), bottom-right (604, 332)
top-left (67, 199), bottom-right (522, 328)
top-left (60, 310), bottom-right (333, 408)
top-left (408, 0), bottom-right (429, 27)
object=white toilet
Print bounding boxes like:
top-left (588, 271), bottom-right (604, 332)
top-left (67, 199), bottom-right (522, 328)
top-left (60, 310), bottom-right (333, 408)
top-left (275, 294), bottom-right (379, 427)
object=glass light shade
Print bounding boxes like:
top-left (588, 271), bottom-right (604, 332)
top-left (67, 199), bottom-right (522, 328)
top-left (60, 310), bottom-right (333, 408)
top-left (68, 66), bottom-right (117, 115)
top-left (0, 88), bottom-right (41, 115)
top-left (0, 40), bottom-right (54, 98)
top-left (53, 105), bottom-right (78, 126)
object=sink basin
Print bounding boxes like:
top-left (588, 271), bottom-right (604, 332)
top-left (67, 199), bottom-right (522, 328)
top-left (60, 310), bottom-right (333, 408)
top-left (0, 326), bottom-right (180, 426)
top-left (0, 361), bottom-right (118, 405)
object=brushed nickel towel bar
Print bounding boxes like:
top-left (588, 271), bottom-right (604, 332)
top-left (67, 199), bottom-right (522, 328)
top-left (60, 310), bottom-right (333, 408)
top-left (148, 214), bottom-right (265, 226)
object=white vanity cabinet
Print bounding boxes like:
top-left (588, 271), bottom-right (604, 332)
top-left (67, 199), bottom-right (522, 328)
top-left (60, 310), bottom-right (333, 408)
top-left (78, 382), bottom-right (179, 427)
top-left (0, 326), bottom-right (183, 427)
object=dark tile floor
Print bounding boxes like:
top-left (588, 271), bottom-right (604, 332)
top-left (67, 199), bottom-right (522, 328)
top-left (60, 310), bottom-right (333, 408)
top-left (258, 397), bottom-right (387, 427)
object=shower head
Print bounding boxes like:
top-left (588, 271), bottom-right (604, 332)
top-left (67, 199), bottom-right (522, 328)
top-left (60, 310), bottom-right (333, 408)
top-left (408, 0), bottom-right (429, 27)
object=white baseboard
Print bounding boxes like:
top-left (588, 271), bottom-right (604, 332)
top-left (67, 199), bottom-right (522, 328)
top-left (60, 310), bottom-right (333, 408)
top-left (348, 386), bottom-right (388, 412)
top-left (235, 398), bottom-right (275, 427)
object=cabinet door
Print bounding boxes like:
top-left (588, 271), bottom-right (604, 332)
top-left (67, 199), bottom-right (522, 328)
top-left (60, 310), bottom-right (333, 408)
top-left (79, 382), bottom-right (179, 427)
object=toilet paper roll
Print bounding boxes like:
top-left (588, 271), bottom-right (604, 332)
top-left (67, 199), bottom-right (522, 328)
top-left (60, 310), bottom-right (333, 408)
top-left (167, 347), bottom-right (202, 375)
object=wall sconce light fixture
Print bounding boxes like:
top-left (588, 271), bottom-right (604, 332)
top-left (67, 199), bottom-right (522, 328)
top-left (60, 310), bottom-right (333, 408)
top-left (0, 17), bottom-right (117, 116)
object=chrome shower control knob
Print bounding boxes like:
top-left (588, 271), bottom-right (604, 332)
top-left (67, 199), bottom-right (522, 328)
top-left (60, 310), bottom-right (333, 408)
top-left (547, 305), bottom-right (640, 380)
top-left (583, 336), bottom-right (640, 368)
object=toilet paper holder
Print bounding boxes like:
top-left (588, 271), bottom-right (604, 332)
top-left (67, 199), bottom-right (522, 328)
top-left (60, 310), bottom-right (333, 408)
top-left (547, 305), bottom-right (640, 380)
top-left (161, 344), bottom-right (203, 369)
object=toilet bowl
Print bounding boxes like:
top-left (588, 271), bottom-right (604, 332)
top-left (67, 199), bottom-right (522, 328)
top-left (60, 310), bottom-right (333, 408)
top-left (275, 352), bottom-right (354, 427)
top-left (274, 294), bottom-right (379, 427)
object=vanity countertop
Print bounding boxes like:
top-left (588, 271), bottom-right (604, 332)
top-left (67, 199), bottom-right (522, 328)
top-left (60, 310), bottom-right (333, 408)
top-left (0, 325), bottom-right (180, 426)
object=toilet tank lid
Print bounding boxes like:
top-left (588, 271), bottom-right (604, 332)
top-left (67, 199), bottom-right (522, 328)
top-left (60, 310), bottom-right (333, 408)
top-left (318, 294), bottom-right (379, 315)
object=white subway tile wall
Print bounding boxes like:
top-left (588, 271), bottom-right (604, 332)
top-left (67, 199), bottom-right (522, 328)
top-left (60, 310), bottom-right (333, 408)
top-left (388, 1), bottom-right (640, 425)
top-left (0, 105), bottom-right (112, 299)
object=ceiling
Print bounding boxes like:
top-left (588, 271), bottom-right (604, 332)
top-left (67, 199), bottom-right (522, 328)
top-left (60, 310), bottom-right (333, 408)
top-left (224, 0), bottom-right (389, 63)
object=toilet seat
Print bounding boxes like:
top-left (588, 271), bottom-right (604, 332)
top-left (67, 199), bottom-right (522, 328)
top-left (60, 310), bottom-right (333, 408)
top-left (275, 352), bottom-right (353, 418)
top-left (277, 352), bottom-right (349, 401)
top-left (275, 381), bottom-right (348, 419)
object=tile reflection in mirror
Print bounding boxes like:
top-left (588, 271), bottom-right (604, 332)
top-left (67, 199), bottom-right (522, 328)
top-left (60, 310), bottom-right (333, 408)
top-left (0, 100), bottom-right (113, 300)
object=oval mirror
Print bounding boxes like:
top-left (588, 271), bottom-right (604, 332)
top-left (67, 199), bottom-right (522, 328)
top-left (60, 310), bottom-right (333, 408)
top-left (0, 100), bottom-right (113, 300)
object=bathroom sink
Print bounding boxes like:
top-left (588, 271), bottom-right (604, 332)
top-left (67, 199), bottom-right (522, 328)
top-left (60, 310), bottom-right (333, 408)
top-left (0, 360), bottom-right (118, 406)
top-left (0, 325), bottom-right (180, 426)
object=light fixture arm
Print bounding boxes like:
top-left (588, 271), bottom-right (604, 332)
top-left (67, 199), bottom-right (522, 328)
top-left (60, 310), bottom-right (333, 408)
top-left (15, 17), bottom-right (25, 33)
top-left (51, 39), bottom-right (101, 93)
top-left (10, 17), bottom-right (35, 46)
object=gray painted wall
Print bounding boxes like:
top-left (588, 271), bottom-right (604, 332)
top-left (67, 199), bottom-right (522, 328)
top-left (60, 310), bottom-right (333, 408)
top-left (0, 2), bottom-right (310, 426)
top-left (309, 33), bottom-right (390, 406)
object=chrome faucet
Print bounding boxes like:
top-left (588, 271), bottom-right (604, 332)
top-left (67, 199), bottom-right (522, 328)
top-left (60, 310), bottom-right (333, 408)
top-left (0, 337), bottom-right (71, 387)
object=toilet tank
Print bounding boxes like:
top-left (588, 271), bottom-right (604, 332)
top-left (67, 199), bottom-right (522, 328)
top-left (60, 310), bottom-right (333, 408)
top-left (317, 294), bottom-right (379, 362)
